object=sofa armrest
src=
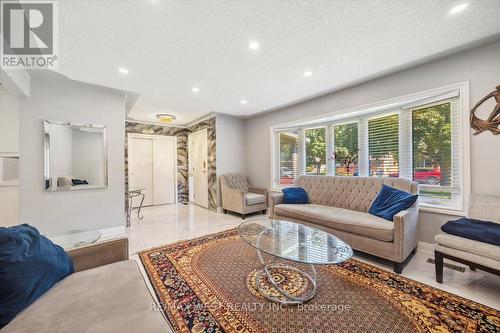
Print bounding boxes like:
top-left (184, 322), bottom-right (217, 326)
top-left (248, 187), bottom-right (267, 196)
top-left (222, 187), bottom-right (246, 212)
top-left (67, 237), bottom-right (129, 272)
top-left (269, 192), bottom-right (284, 218)
top-left (393, 202), bottom-right (419, 262)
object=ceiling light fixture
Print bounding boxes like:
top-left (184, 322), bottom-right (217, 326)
top-left (304, 71), bottom-right (313, 77)
top-left (156, 113), bottom-right (177, 123)
top-left (240, 100), bottom-right (248, 105)
top-left (449, 2), bottom-right (468, 15)
top-left (248, 41), bottom-right (260, 50)
top-left (192, 87), bottom-right (200, 93)
top-left (118, 67), bottom-right (129, 74)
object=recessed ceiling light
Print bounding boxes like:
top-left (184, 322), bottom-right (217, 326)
top-left (118, 67), bottom-right (129, 75)
top-left (304, 71), bottom-right (313, 77)
top-left (192, 87), bottom-right (200, 93)
top-left (248, 42), bottom-right (259, 50)
top-left (240, 100), bottom-right (248, 105)
top-left (449, 2), bottom-right (468, 15)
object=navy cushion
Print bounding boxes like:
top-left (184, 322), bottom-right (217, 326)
top-left (0, 224), bottom-right (74, 328)
top-left (369, 185), bottom-right (418, 221)
top-left (282, 187), bottom-right (309, 204)
top-left (441, 218), bottom-right (500, 246)
top-left (71, 178), bottom-right (89, 185)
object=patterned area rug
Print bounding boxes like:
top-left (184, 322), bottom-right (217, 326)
top-left (139, 229), bottom-right (500, 333)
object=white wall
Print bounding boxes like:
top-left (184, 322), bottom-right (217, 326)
top-left (244, 40), bottom-right (500, 243)
top-left (216, 114), bottom-right (247, 207)
top-left (19, 74), bottom-right (126, 235)
top-left (0, 86), bottom-right (20, 154)
top-left (0, 67), bottom-right (30, 98)
top-left (0, 86), bottom-right (20, 227)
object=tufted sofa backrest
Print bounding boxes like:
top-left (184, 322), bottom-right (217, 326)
top-left (295, 175), bottom-right (418, 213)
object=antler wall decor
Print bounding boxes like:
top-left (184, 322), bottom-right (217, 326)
top-left (470, 84), bottom-right (500, 135)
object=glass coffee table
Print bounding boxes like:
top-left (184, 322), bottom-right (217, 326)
top-left (238, 218), bottom-right (353, 304)
top-left (48, 230), bottom-right (102, 250)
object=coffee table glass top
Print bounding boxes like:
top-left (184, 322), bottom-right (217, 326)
top-left (48, 230), bottom-right (101, 250)
top-left (237, 218), bottom-right (353, 265)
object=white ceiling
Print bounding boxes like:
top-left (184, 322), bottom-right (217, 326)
top-left (56, 0), bottom-right (500, 125)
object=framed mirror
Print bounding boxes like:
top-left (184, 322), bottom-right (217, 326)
top-left (44, 120), bottom-right (108, 191)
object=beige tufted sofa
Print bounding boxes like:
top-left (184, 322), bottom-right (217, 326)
top-left (220, 174), bottom-right (268, 219)
top-left (270, 175), bottom-right (419, 273)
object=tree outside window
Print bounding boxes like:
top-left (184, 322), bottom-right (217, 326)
top-left (412, 103), bottom-right (452, 199)
top-left (333, 123), bottom-right (358, 176)
top-left (305, 128), bottom-right (326, 175)
top-left (279, 132), bottom-right (299, 185)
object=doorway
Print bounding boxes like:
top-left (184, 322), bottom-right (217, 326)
top-left (188, 129), bottom-right (208, 208)
top-left (128, 134), bottom-right (177, 207)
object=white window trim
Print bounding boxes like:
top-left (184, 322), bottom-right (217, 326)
top-left (270, 81), bottom-right (470, 216)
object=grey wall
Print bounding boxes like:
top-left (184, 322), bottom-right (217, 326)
top-left (215, 114), bottom-right (247, 207)
top-left (19, 74), bottom-right (126, 235)
top-left (244, 40), bottom-right (500, 243)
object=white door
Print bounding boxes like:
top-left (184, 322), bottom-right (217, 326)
top-left (152, 137), bottom-right (176, 205)
top-left (129, 137), bottom-right (153, 206)
top-left (188, 129), bottom-right (208, 208)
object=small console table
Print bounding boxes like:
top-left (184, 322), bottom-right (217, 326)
top-left (126, 188), bottom-right (145, 227)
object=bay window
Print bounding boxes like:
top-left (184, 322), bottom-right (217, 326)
top-left (272, 82), bottom-right (469, 213)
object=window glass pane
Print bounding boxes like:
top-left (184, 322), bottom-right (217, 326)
top-left (305, 127), bottom-right (326, 175)
top-left (368, 114), bottom-right (399, 177)
top-left (333, 123), bottom-right (358, 176)
top-left (278, 131), bottom-right (298, 185)
top-left (412, 102), bottom-right (452, 200)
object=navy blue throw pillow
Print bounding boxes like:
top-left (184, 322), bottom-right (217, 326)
top-left (0, 224), bottom-right (74, 328)
top-left (282, 187), bottom-right (309, 204)
top-left (72, 178), bottom-right (89, 185)
top-left (369, 185), bottom-right (418, 221)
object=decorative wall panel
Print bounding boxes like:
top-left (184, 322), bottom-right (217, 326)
top-left (187, 117), bottom-right (217, 210)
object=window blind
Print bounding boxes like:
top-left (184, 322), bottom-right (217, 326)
top-left (367, 114), bottom-right (399, 178)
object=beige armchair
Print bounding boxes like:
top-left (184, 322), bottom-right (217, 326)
top-left (435, 195), bottom-right (500, 283)
top-left (220, 174), bottom-right (268, 219)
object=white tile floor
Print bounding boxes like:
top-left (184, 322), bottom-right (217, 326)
top-left (126, 203), bottom-right (500, 310)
